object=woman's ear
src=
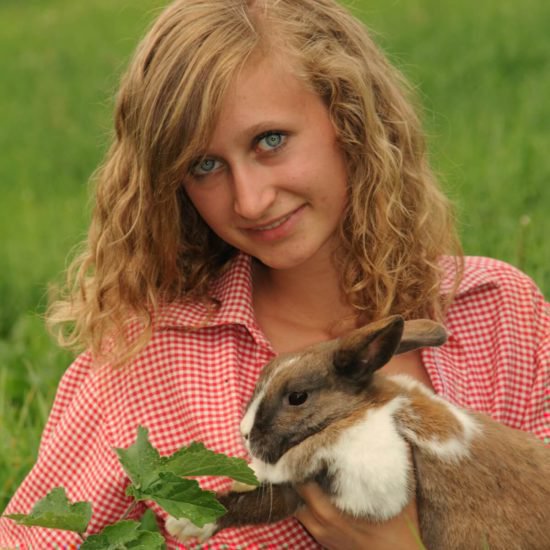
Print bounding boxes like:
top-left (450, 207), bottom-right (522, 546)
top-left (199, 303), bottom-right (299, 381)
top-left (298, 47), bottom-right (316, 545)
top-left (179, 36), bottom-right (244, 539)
top-left (332, 316), bottom-right (405, 385)
top-left (396, 319), bottom-right (447, 354)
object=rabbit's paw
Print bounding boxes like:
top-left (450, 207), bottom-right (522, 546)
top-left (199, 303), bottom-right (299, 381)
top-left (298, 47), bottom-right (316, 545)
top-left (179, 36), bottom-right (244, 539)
top-left (165, 515), bottom-right (217, 543)
top-left (230, 479), bottom-right (257, 493)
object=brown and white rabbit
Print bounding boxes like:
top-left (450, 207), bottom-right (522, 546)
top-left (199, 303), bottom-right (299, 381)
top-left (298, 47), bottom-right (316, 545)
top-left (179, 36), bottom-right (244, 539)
top-left (166, 316), bottom-right (550, 549)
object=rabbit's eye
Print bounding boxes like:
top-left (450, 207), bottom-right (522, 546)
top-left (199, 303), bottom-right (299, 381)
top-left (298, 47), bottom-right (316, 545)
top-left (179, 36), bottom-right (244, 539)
top-left (288, 391), bottom-right (308, 406)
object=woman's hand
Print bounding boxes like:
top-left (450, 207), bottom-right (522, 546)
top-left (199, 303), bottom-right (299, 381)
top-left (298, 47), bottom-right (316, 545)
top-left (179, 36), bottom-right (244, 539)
top-left (294, 482), bottom-right (423, 550)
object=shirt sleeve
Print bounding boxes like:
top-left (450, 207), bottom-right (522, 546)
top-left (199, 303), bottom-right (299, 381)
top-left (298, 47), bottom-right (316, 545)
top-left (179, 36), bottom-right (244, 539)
top-left (424, 258), bottom-right (550, 443)
top-left (484, 264), bottom-right (550, 440)
top-left (0, 353), bottom-right (141, 549)
top-left (526, 280), bottom-right (550, 441)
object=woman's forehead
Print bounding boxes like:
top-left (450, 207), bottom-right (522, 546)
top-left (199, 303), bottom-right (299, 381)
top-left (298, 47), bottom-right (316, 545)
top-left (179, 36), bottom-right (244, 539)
top-left (198, 57), bottom-right (322, 152)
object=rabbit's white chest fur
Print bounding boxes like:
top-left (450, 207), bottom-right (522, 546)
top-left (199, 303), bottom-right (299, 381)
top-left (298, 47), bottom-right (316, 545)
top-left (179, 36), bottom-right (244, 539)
top-left (251, 395), bottom-right (412, 519)
top-left (318, 396), bottom-right (413, 519)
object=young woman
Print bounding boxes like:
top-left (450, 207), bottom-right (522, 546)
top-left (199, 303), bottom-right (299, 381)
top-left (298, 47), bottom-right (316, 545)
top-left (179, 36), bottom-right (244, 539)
top-left (1, 0), bottom-right (548, 548)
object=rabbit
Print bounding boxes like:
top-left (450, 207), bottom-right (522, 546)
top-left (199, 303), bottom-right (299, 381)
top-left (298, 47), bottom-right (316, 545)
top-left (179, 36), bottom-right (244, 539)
top-left (166, 315), bottom-right (550, 549)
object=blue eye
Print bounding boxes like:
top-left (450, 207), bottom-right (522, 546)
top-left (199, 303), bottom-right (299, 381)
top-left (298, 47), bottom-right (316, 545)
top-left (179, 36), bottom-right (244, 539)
top-left (256, 132), bottom-right (286, 152)
top-left (191, 157), bottom-right (221, 176)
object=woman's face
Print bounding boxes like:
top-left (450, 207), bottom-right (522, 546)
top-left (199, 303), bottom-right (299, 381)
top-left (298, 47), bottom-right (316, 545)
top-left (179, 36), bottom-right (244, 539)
top-left (183, 56), bottom-right (348, 273)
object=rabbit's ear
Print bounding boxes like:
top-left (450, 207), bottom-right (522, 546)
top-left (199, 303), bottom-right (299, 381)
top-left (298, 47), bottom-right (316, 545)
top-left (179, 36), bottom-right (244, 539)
top-left (333, 316), bottom-right (404, 385)
top-left (396, 320), bottom-right (447, 355)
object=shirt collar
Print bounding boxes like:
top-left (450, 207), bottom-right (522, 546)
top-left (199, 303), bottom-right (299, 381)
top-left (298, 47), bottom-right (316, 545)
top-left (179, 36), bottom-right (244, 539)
top-left (157, 254), bottom-right (497, 333)
top-left (155, 253), bottom-right (271, 347)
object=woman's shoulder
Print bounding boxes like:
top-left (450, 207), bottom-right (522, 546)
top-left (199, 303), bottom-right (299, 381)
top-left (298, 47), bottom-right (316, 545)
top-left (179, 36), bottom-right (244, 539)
top-left (442, 255), bottom-right (542, 298)
top-left (443, 255), bottom-right (549, 340)
top-left (426, 256), bottom-right (548, 434)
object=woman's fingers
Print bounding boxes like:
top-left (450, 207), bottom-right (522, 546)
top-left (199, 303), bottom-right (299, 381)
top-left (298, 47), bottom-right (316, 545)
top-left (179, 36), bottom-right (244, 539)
top-left (294, 482), bottom-right (423, 550)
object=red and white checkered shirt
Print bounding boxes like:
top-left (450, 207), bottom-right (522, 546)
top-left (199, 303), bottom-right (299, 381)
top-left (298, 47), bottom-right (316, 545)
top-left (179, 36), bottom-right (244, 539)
top-left (1, 254), bottom-right (549, 549)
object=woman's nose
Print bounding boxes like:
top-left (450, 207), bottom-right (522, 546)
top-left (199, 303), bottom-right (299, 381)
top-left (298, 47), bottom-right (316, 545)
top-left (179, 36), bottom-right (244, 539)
top-left (231, 163), bottom-right (276, 220)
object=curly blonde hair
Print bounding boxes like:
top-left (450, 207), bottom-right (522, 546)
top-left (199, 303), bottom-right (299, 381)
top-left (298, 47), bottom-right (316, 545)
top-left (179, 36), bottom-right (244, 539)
top-left (48, 0), bottom-right (462, 363)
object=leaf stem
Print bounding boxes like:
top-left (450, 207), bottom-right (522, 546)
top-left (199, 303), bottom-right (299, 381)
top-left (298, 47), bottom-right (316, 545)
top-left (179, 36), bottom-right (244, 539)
top-left (119, 500), bottom-right (138, 522)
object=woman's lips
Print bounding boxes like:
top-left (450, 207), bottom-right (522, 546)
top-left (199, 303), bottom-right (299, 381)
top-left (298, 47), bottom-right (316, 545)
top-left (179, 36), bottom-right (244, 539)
top-left (244, 205), bottom-right (306, 241)
top-left (252, 212), bottom-right (294, 231)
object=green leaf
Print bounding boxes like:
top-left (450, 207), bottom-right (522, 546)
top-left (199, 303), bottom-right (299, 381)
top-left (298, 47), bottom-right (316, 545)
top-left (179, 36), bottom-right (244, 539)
top-left (114, 426), bottom-right (257, 528)
top-left (80, 520), bottom-right (165, 549)
top-left (3, 487), bottom-right (92, 533)
top-left (127, 472), bottom-right (226, 528)
top-left (115, 426), bottom-right (163, 490)
top-left (116, 427), bottom-right (258, 488)
top-left (162, 442), bottom-right (259, 486)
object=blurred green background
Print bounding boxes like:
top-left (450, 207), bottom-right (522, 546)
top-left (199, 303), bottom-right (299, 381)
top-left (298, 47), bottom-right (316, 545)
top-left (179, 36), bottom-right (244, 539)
top-left (1, 0), bottom-right (549, 512)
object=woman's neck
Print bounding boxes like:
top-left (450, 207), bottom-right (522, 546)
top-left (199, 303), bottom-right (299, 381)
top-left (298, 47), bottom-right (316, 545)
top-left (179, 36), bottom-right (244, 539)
top-left (251, 257), bottom-right (357, 353)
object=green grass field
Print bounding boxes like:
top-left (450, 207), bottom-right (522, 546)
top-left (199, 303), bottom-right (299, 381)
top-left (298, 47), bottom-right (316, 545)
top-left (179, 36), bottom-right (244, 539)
top-left (1, 0), bottom-right (549, 514)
